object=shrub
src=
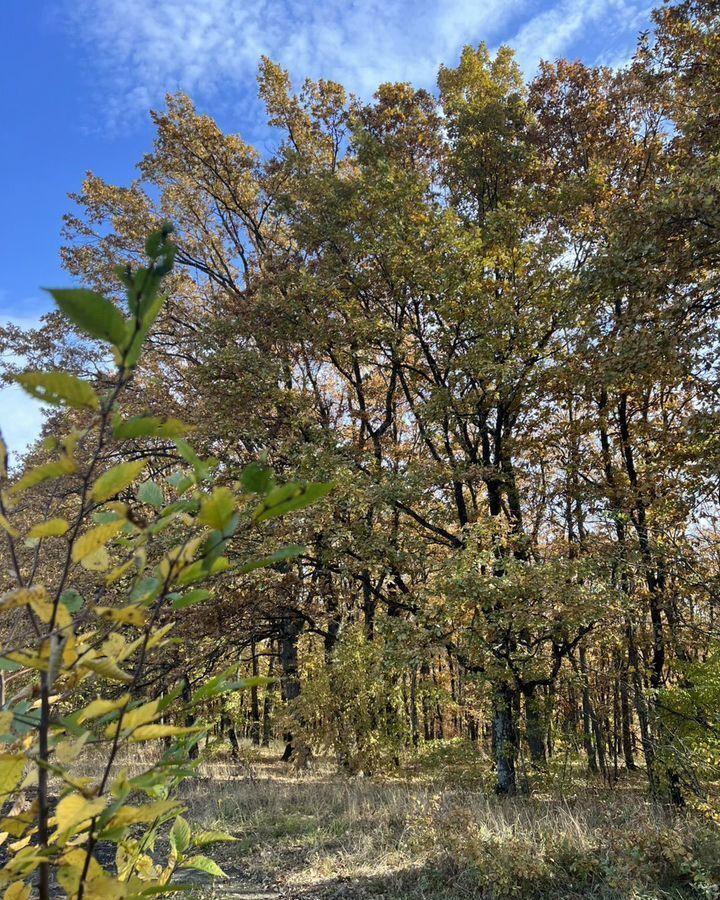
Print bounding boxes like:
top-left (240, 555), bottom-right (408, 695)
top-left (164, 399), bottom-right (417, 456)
top-left (0, 226), bottom-right (328, 899)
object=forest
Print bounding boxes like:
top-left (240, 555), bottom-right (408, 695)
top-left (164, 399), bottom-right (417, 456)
top-left (0, 0), bottom-right (719, 897)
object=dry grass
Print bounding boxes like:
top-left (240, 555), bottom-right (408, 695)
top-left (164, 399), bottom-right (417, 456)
top-left (169, 742), bottom-right (720, 900)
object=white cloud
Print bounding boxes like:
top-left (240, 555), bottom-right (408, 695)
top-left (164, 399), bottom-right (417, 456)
top-left (58, 0), bottom-right (652, 129)
top-left (509, 0), bottom-right (651, 74)
top-left (59, 0), bottom-right (524, 126)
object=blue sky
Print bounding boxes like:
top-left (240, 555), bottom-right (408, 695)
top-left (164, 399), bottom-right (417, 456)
top-left (0, 0), bottom-right (652, 459)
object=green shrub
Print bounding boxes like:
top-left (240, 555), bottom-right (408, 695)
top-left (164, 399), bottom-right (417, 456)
top-left (0, 226), bottom-right (328, 899)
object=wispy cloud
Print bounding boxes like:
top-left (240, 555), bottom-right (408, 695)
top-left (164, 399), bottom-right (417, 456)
top-left (510, 0), bottom-right (651, 73)
top-left (57, 0), bottom-right (652, 129)
top-left (50, 0), bottom-right (526, 126)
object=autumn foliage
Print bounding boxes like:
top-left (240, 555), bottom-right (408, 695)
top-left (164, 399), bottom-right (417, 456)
top-left (1, 0), bottom-right (720, 894)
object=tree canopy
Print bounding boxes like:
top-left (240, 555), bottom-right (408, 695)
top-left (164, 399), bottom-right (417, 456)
top-left (2, 0), bottom-right (719, 830)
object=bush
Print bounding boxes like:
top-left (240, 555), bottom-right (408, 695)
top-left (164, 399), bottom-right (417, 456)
top-left (0, 227), bottom-right (328, 899)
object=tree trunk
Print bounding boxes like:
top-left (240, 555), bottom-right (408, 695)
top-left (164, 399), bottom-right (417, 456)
top-left (409, 668), bottom-right (420, 747)
top-left (522, 683), bottom-right (547, 767)
top-left (578, 647), bottom-right (598, 774)
top-left (626, 621), bottom-right (658, 795)
top-left (362, 573), bottom-right (376, 640)
top-left (279, 614), bottom-right (303, 762)
top-left (262, 643), bottom-right (276, 748)
top-left (492, 683), bottom-right (518, 794)
top-left (182, 677), bottom-right (198, 760)
top-left (249, 637), bottom-right (261, 746)
top-left (618, 657), bottom-right (636, 769)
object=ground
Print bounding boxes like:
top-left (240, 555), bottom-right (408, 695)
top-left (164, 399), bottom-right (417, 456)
top-left (170, 742), bottom-right (720, 900)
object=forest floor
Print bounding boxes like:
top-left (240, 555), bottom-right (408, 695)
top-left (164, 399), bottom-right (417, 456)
top-left (172, 741), bottom-right (720, 900)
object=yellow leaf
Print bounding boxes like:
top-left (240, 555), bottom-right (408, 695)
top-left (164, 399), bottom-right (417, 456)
top-left (27, 518), bottom-right (69, 539)
top-left (109, 768), bottom-right (130, 800)
top-left (28, 596), bottom-right (53, 622)
top-left (158, 536), bottom-right (204, 579)
top-left (80, 546), bottom-right (110, 572)
top-left (94, 605), bottom-right (147, 627)
top-left (18, 769), bottom-right (37, 792)
top-left (100, 632), bottom-right (129, 660)
top-left (8, 835), bottom-right (31, 853)
top-left (60, 774), bottom-right (96, 794)
top-left (105, 558), bottom-right (135, 585)
top-left (54, 794), bottom-right (106, 836)
top-left (84, 873), bottom-right (127, 900)
top-left (27, 596), bottom-right (71, 629)
top-left (0, 800), bottom-right (37, 840)
top-left (57, 848), bottom-right (104, 895)
top-left (146, 622), bottom-right (175, 651)
top-left (0, 586), bottom-right (48, 612)
top-left (1, 845), bottom-right (44, 875)
top-left (4, 882), bottom-right (31, 900)
top-left (0, 713), bottom-right (13, 738)
top-left (130, 724), bottom-right (203, 741)
top-left (81, 657), bottom-right (133, 684)
top-left (117, 699), bottom-right (160, 732)
top-left (79, 694), bottom-right (130, 723)
top-left (62, 636), bottom-right (78, 668)
top-left (54, 734), bottom-right (89, 766)
top-left (12, 456), bottom-right (76, 494)
top-left (5, 649), bottom-right (48, 672)
top-left (0, 515), bottom-right (18, 538)
top-left (72, 520), bottom-right (125, 564)
top-left (0, 756), bottom-right (25, 801)
top-left (16, 371), bottom-right (99, 411)
top-left (106, 800), bottom-right (179, 827)
top-left (90, 460), bottom-right (147, 504)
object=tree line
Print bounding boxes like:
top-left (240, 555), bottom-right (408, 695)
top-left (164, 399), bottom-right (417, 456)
top-left (2, 0), bottom-right (719, 802)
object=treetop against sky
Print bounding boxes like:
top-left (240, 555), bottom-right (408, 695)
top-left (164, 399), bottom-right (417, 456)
top-left (0, 0), bottom-right (651, 456)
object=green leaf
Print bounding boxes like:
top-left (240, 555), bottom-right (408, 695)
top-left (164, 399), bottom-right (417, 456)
top-left (241, 461), bottom-right (275, 495)
top-left (175, 556), bottom-right (230, 586)
top-left (171, 589), bottom-right (211, 610)
top-left (92, 510), bottom-right (125, 524)
top-left (138, 481), bottom-right (165, 508)
top-left (237, 544), bottom-right (305, 574)
top-left (15, 372), bottom-right (99, 411)
top-left (175, 440), bottom-right (208, 478)
top-left (145, 224), bottom-right (175, 259)
top-left (46, 288), bottom-right (129, 349)
top-left (192, 830), bottom-right (237, 847)
top-left (130, 576), bottom-right (162, 604)
top-left (60, 590), bottom-right (84, 613)
top-left (90, 460), bottom-right (147, 503)
top-left (113, 416), bottom-right (191, 440)
top-left (180, 855), bottom-right (226, 878)
top-left (167, 471), bottom-right (195, 494)
top-left (170, 815), bottom-right (191, 855)
top-left (198, 488), bottom-right (236, 532)
top-left (0, 658), bottom-right (22, 672)
top-left (124, 290), bottom-right (167, 369)
top-left (254, 482), bottom-right (332, 522)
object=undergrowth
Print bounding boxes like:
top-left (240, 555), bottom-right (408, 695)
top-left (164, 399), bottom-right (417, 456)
top-left (174, 743), bottom-right (720, 899)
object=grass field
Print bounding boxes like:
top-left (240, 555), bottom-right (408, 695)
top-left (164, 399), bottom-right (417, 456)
top-left (165, 741), bottom-right (720, 900)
